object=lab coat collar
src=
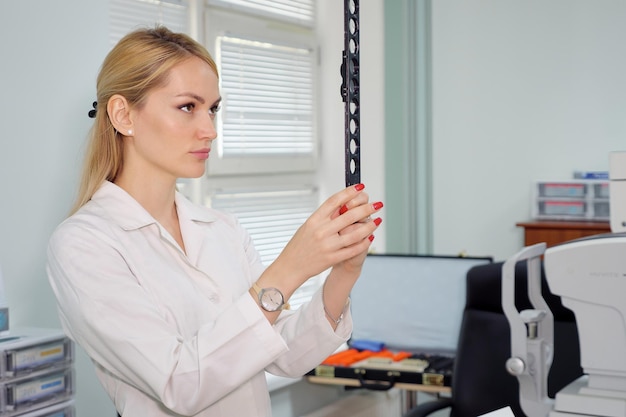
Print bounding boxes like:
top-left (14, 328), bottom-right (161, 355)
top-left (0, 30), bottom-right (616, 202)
top-left (91, 181), bottom-right (217, 231)
top-left (174, 190), bottom-right (217, 225)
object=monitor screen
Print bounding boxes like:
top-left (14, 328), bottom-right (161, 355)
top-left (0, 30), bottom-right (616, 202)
top-left (350, 254), bottom-right (492, 355)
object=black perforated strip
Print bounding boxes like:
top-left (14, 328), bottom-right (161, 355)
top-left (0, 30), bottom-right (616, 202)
top-left (341, 0), bottom-right (361, 187)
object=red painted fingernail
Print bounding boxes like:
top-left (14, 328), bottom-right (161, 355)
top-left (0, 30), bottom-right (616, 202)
top-left (373, 217), bottom-right (382, 226)
top-left (373, 201), bottom-right (384, 210)
top-left (368, 235), bottom-right (375, 242)
top-left (339, 204), bottom-right (348, 215)
top-left (355, 183), bottom-right (365, 191)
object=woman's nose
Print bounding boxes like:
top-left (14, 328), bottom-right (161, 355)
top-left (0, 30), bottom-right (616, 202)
top-left (200, 115), bottom-right (218, 141)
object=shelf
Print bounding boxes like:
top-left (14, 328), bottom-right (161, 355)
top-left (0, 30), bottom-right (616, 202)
top-left (516, 220), bottom-right (611, 247)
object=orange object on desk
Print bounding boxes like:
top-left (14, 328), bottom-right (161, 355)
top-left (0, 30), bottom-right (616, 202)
top-left (322, 348), bottom-right (413, 367)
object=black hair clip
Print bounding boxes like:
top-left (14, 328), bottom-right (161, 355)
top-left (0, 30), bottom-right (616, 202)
top-left (88, 101), bottom-right (97, 119)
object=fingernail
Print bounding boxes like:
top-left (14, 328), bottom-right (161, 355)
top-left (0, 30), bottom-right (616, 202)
top-left (339, 204), bottom-right (348, 215)
top-left (355, 183), bottom-right (365, 191)
top-left (372, 201), bottom-right (384, 210)
top-left (373, 217), bottom-right (382, 226)
top-left (368, 235), bottom-right (375, 242)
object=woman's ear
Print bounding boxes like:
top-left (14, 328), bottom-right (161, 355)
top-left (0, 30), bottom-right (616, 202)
top-left (107, 95), bottom-right (134, 136)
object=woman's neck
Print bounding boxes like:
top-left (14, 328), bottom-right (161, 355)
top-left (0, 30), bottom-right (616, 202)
top-left (114, 175), bottom-right (186, 252)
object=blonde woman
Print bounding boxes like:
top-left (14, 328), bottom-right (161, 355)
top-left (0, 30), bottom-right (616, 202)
top-left (46, 26), bottom-right (383, 417)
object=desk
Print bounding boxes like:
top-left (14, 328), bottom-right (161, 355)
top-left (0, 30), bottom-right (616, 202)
top-left (306, 373), bottom-right (451, 413)
top-left (306, 375), bottom-right (450, 394)
top-left (516, 220), bottom-right (610, 248)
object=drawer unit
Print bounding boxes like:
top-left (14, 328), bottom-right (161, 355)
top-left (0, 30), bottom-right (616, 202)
top-left (0, 366), bottom-right (74, 416)
top-left (0, 329), bottom-right (75, 417)
top-left (533, 180), bottom-right (610, 221)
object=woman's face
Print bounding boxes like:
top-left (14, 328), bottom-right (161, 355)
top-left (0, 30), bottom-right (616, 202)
top-left (125, 56), bottom-right (220, 182)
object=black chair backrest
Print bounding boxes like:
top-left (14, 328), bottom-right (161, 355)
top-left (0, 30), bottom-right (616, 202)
top-left (450, 261), bottom-right (582, 417)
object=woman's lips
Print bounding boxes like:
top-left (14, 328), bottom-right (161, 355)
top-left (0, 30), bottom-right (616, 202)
top-left (191, 149), bottom-right (210, 159)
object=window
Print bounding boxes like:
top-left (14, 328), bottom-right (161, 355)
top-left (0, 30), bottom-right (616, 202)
top-left (207, 34), bottom-right (316, 175)
top-left (217, 37), bottom-right (314, 157)
top-left (203, 1), bottom-right (321, 307)
top-left (204, 5), bottom-right (317, 175)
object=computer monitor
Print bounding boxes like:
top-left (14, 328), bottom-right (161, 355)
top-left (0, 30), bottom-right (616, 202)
top-left (350, 253), bottom-right (492, 355)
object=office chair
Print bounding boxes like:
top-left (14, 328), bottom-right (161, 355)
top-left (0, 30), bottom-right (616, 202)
top-left (403, 261), bottom-right (582, 417)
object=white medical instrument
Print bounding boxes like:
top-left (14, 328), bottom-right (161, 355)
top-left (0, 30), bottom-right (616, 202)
top-left (503, 151), bottom-right (626, 417)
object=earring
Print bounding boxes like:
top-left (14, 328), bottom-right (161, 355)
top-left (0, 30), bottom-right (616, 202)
top-left (128, 129), bottom-right (133, 135)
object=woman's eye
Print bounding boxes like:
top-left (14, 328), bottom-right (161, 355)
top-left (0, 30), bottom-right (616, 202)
top-left (180, 103), bottom-right (195, 113)
top-left (209, 103), bottom-right (222, 115)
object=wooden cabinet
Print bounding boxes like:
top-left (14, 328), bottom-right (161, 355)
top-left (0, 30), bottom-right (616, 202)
top-left (516, 220), bottom-right (611, 248)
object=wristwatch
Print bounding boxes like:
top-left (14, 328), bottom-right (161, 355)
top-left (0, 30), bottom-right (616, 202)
top-left (253, 283), bottom-right (290, 312)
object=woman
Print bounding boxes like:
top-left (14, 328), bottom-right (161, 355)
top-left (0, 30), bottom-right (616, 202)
top-left (47, 26), bottom-right (382, 416)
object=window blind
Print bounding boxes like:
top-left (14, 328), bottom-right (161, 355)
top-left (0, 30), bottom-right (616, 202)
top-left (209, 186), bottom-right (320, 309)
top-left (110, 0), bottom-right (188, 47)
top-left (216, 36), bottom-right (315, 158)
top-left (208, 0), bottom-right (314, 27)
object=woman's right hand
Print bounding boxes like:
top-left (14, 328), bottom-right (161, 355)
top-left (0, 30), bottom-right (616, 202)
top-left (256, 184), bottom-right (383, 296)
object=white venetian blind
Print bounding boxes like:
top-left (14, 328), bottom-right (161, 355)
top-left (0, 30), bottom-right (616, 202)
top-left (208, 0), bottom-right (314, 26)
top-left (209, 186), bottom-right (321, 309)
top-left (216, 36), bottom-right (315, 158)
top-left (110, 0), bottom-right (188, 47)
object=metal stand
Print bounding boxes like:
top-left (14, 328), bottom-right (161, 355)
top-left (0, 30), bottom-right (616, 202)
top-left (341, 0), bottom-right (361, 187)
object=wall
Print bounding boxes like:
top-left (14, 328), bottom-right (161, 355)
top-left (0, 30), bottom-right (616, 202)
top-left (0, 1), bottom-right (115, 415)
top-left (430, 0), bottom-right (626, 261)
top-left (0, 1), bottom-right (385, 416)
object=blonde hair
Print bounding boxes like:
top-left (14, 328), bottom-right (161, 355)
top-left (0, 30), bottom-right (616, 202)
top-left (71, 26), bottom-right (218, 214)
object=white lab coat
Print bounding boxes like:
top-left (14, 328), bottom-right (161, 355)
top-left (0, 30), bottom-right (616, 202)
top-left (46, 181), bottom-right (351, 417)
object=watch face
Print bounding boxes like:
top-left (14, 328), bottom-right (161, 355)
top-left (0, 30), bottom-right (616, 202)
top-left (259, 287), bottom-right (284, 312)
